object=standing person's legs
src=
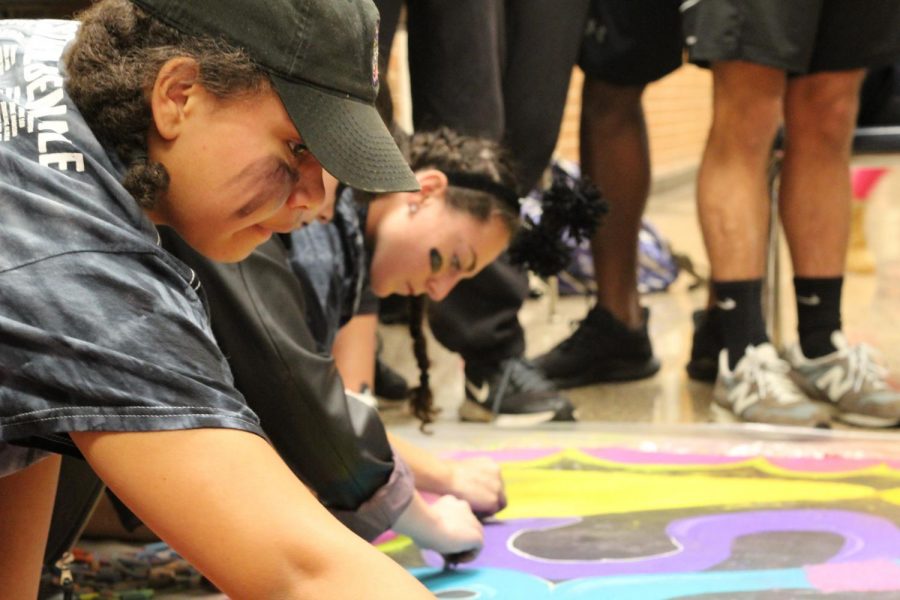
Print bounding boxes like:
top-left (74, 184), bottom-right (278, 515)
top-left (501, 0), bottom-right (589, 190)
top-left (0, 451), bottom-right (60, 599)
top-left (533, 82), bottom-right (659, 387)
top-left (779, 0), bottom-right (900, 427)
top-left (780, 71), bottom-right (861, 279)
top-left (699, 61), bottom-right (783, 294)
top-left (682, 0), bottom-right (813, 384)
top-left (697, 62), bottom-right (830, 426)
top-left (405, 0), bottom-right (504, 138)
top-left (698, 61), bottom-right (783, 369)
top-left (584, 81), bottom-right (651, 329)
top-left (780, 70), bottom-right (862, 357)
top-left (533, 0), bottom-right (681, 387)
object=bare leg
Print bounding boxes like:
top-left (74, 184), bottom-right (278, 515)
top-left (698, 61), bottom-right (786, 281)
top-left (780, 69), bottom-right (865, 277)
top-left (71, 429), bottom-right (431, 600)
top-left (581, 78), bottom-right (648, 328)
top-left (0, 454), bottom-right (61, 599)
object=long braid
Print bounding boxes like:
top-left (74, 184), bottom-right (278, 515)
top-left (407, 295), bottom-right (438, 430)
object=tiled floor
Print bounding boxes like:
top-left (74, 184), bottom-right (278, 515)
top-left (381, 153), bottom-right (900, 450)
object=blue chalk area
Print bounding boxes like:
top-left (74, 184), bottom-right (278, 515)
top-left (410, 566), bottom-right (813, 599)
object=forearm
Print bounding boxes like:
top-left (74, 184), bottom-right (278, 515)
top-left (71, 429), bottom-right (432, 600)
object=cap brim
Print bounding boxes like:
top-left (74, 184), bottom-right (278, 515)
top-left (271, 76), bottom-right (419, 194)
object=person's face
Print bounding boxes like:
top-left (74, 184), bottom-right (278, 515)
top-left (367, 171), bottom-right (511, 301)
top-left (146, 58), bottom-right (328, 262)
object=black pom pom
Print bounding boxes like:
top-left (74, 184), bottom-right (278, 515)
top-left (507, 163), bottom-right (609, 278)
top-left (540, 164), bottom-right (608, 244)
top-left (507, 219), bottom-right (571, 279)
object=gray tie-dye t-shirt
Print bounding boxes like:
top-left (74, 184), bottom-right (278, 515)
top-left (0, 20), bottom-right (262, 454)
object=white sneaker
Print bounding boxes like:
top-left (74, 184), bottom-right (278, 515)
top-left (786, 332), bottom-right (900, 428)
top-left (713, 343), bottom-right (831, 428)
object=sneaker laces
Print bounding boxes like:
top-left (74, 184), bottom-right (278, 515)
top-left (490, 358), bottom-right (552, 417)
top-left (845, 343), bottom-right (889, 392)
top-left (736, 345), bottom-right (807, 406)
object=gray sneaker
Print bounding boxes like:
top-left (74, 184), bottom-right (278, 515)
top-left (713, 343), bottom-right (831, 428)
top-left (785, 332), bottom-right (900, 428)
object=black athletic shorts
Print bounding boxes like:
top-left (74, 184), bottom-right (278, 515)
top-left (578, 0), bottom-right (683, 86)
top-left (682, 0), bottom-right (900, 74)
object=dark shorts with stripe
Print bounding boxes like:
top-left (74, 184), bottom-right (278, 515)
top-left (682, 0), bottom-right (900, 74)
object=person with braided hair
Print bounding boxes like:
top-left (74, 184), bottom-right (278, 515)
top-left (288, 128), bottom-right (521, 503)
top-left (291, 127), bottom-right (603, 428)
top-left (285, 127), bottom-right (601, 523)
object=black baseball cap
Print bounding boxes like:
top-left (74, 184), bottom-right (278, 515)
top-left (129, 0), bottom-right (419, 194)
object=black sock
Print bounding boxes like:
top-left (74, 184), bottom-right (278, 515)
top-left (794, 276), bottom-right (843, 358)
top-left (712, 279), bottom-right (768, 369)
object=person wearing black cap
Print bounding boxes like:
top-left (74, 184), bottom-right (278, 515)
top-left (0, 0), bottom-right (433, 597)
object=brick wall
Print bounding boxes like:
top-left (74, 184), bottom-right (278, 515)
top-left (551, 64), bottom-right (713, 180)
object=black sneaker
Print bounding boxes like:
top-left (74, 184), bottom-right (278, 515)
top-left (531, 305), bottom-right (660, 389)
top-left (686, 308), bottom-right (723, 383)
top-left (374, 357), bottom-right (409, 401)
top-left (459, 357), bottom-right (577, 426)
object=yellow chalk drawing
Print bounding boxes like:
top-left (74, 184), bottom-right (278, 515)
top-left (380, 449), bottom-right (900, 555)
top-left (879, 486), bottom-right (900, 505)
top-left (493, 449), bottom-right (897, 519)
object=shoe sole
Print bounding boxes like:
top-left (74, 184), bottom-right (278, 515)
top-left (548, 357), bottom-right (661, 389)
top-left (835, 412), bottom-right (900, 428)
top-left (710, 401), bottom-right (831, 429)
top-left (791, 379), bottom-right (900, 429)
top-left (710, 400), bottom-right (832, 429)
top-left (458, 400), bottom-right (562, 427)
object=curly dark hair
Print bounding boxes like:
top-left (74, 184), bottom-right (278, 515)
top-left (395, 127), bottom-right (521, 429)
top-left (407, 127), bottom-right (520, 235)
top-left (64, 0), bottom-right (271, 209)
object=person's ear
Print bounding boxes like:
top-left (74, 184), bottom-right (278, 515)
top-left (149, 57), bottom-right (202, 141)
top-left (414, 168), bottom-right (449, 204)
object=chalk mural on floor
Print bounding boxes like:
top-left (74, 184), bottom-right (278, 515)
top-left (377, 447), bottom-right (900, 598)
